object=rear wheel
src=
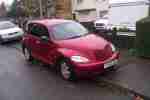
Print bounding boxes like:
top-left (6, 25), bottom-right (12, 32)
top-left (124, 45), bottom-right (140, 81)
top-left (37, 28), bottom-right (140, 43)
top-left (23, 47), bottom-right (33, 62)
top-left (110, 65), bottom-right (119, 71)
top-left (59, 59), bottom-right (76, 81)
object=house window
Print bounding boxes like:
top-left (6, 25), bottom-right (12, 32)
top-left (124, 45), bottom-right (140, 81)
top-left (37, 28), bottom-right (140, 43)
top-left (78, 10), bottom-right (90, 16)
top-left (99, 10), bottom-right (108, 18)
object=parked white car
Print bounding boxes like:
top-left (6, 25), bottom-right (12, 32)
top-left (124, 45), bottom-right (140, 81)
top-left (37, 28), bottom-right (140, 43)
top-left (94, 18), bottom-right (109, 32)
top-left (0, 21), bottom-right (24, 43)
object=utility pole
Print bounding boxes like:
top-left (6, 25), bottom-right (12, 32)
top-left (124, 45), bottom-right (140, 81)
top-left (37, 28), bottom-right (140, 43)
top-left (47, 0), bottom-right (51, 18)
top-left (39, 0), bottom-right (43, 18)
top-left (47, 0), bottom-right (55, 18)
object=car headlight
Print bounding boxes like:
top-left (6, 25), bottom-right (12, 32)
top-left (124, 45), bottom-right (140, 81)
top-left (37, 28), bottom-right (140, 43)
top-left (1, 34), bottom-right (8, 38)
top-left (71, 56), bottom-right (89, 63)
top-left (110, 44), bottom-right (116, 52)
top-left (18, 30), bottom-right (24, 35)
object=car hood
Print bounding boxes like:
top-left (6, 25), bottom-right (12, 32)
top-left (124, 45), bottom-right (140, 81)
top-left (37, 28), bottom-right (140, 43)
top-left (0, 27), bottom-right (23, 35)
top-left (55, 34), bottom-right (109, 51)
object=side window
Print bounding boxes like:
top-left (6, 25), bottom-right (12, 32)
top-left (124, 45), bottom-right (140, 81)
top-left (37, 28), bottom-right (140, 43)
top-left (28, 23), bottom-right (38, 36)
top-left (30, 24), bottom-right (41, 37)
top-left (29, 23), bottom-right (49, 38)
top-left (39, 25), bottom-right (49, 37)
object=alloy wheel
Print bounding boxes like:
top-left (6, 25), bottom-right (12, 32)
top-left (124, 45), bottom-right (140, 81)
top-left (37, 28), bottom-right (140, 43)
top-left (60, 62), bottom-right (71, 80)
top-left (24, 48), bottom-right (30, 61)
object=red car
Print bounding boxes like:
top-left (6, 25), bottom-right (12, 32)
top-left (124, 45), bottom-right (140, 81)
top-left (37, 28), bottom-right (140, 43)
top-left (22, 19), bottom-right (119, 81)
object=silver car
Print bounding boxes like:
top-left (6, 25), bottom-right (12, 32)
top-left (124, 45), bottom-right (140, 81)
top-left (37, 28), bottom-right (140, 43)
top-left (0, 21), bottom-right (24, 43)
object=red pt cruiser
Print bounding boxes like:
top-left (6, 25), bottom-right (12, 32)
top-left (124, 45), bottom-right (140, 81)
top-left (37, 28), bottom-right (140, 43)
top-left (22, 19), bottom-right (119, 81)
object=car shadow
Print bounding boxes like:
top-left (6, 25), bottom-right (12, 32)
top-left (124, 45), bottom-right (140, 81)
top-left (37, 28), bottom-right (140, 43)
top-left (26, 59), bottom-right (117, 84)
top-left (1, 40), bottom-right (20, 45)
top-left (0, 40), bottom-right (22, 51)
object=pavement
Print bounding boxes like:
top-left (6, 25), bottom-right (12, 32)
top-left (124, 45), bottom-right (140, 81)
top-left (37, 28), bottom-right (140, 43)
top-left (4, 40), bottom-right (150, 100)
top-left (0, 41), bottom-right (132, 100)
top-left (100, 50), bottom-right (150, 100)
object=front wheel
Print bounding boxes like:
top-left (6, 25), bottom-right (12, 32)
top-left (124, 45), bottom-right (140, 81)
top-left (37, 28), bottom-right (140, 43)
top-left (109, 65), bottom-right (119, 72)
top-left (59, 59), bottom-right (76, 81)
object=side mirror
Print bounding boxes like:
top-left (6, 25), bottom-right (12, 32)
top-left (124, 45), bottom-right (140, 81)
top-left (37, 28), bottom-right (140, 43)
top-left (41, 36), bottom-right (49, 42)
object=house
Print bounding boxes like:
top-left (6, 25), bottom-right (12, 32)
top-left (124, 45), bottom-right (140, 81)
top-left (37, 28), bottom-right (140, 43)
top-left (73, 0), bottom-right (97, 22)
top-left (72, 0), bottom-right (109, 22)
top-left (96, 0), bottom-right (109, 18)
top-left (55, 0), bottom-right (72, 19)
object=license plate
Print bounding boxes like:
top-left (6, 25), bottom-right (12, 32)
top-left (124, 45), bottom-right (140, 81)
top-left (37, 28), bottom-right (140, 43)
top-left (104, 60), bottom-right (118, 69)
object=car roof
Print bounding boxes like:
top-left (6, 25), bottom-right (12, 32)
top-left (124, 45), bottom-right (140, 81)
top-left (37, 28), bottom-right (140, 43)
top-left (30, 19), bottom-right (73, 27)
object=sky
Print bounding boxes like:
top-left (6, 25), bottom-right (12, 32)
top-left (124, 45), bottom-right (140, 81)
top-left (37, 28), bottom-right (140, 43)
top-left (0, 0), bottom-right (148, 5)
top-left (0, 0), bottom-right (14, 6)
top-left (110, 0), bottom-right (148, 3)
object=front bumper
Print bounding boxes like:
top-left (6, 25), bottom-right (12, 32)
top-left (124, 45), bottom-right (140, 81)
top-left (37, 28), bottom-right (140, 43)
top-left (73, 52), bottom-right (119, 76)
top-left (0, 35), bottom-right (22, 42)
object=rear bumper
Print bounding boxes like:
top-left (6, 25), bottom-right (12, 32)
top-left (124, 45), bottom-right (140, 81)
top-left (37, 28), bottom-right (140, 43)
top-left (73, 52), bottom-right (119, 77)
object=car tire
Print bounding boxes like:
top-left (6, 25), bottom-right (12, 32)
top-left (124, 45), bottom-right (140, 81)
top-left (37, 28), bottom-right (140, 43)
top-left (59, 59), bottom-right (76, 81)
top-left (110, 65), bottom-right (119, 72)
top-left (23, 47), bottom-right (33, 62)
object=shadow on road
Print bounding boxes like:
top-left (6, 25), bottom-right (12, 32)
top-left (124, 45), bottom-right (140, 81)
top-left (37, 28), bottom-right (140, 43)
top-left (0, 40), bottom-right (21, 51)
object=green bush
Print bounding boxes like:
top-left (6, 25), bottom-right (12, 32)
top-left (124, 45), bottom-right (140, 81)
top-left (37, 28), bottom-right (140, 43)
top-left (136, 17), bottom-right (150, 57)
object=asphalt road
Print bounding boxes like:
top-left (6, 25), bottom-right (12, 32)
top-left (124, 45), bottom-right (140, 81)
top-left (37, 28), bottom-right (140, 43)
top-left (0, 41), bottom-right (132, 100)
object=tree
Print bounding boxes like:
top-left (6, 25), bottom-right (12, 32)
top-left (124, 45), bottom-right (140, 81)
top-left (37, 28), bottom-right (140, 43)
top-left (7, 0), bottom-right (17, 17)
top-left (7, 0), bottom-right (31, 17)
top-left (8, 0), bottom-right (56, 18)
top-left (0, 2), bottom-right (7, 17)
top-left (20, 0), bottom-right (40, 17)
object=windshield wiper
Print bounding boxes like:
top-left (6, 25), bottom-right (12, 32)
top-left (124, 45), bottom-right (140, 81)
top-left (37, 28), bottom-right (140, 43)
top-left (69, 35), bottom-right (82, 39)
top-left (68, 32), bottom-right (89, 39)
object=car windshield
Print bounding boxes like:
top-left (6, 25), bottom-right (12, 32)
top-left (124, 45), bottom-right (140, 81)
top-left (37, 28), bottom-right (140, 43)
top-left (52, 21), bottom-right (89, 40)
top-left (0, 21), bottom-right (16, 30)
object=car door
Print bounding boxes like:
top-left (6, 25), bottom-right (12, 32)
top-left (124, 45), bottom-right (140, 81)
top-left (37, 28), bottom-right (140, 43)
top-left (36, 25), bottom-right (57, 64)
top-left (28, 23), bottom-right (43, 61)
